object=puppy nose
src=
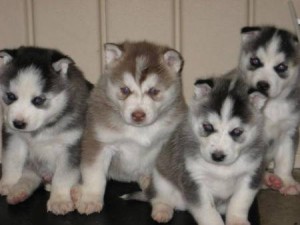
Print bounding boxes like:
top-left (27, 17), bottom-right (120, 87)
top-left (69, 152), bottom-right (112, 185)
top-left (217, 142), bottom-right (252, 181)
top-left (211, 151), bottom-right (226, 162)
top-left (131, 110), bottom-right (146, 123)
top-left (256, 81), bottom-right (270, 92)
top-left (13, 120), bottom-right (27, 129)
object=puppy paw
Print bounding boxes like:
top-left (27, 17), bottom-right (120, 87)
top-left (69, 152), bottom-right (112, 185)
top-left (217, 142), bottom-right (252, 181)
top-left (0, 182), bottom-right (12, 196)
top-left (151, 203), bottom-right (173, 223)
top-left (279, 182), bottom-right (300, 195)
top-left (47, 195), bottom-right (74, 215)
top-left (72, 186), bottom-right (103, 215)
top-left (263, 172), bottom-right (282, 190)
top-left (7, 185), bottom-right (31, 204)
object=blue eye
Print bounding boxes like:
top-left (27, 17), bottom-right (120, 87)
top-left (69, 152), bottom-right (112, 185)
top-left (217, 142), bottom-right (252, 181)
top-left (120, 87), bottom-right (131, 96)
top-left (148, 87), bottom-right (160, 97)
top-left (203, 123), bottom-right (214, 133)
top-left (32, 96), bottom-right (46, 106)
top-left (274, 63), bottom-right (288, 73)
top-left (230, 128), bottom-right (244, 137)
top-left (250, 57), bottom-right (263, 68)
top-left (4, 92), bottom-right (17, 104)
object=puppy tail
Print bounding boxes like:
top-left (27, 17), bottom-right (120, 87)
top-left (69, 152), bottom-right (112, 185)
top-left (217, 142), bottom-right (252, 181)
top-left (120, 191), bottom-right (148, 202)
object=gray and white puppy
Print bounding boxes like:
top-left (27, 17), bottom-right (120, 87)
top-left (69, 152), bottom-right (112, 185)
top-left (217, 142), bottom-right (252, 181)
top-left (72, 41), bottom-right (187, 215)
top-left (128, 74), bottom-right (267, 225)
top-left (239, 26), bottom-right (300, 195)
top-left (0, 47), bottom-right (92, 214)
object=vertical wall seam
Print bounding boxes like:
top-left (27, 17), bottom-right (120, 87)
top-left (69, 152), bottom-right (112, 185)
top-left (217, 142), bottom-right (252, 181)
top-left (25, 0), bottom-right (35, 45)
top-left (247, 0), bottom-right (255, 26)
top-left (99, 0), bottom-right (107, 73)
top-left (174, 0), bottom-right (181, 51)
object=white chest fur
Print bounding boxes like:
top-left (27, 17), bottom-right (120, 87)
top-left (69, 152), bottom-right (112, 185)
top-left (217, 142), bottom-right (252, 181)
top-left (264, 98), bottom-right (299, 140)
top-left (13, 127), bottom-right (81, 171)
top-left (96, 119), bottom-right (177, 182)
top-left (186, 156), bottom-right (259, 201)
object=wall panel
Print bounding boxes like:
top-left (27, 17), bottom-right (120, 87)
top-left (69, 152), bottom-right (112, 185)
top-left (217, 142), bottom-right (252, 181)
top-left (0, 0), bottom-right (27, 48)
top-left (105, 0), bottom-right (175, 46)
top-left (255, 0), bottom-right (300, 30)
top-left (181, 0), bottom-right (248, 100)
top-left (0, 0), bottom-right (300, 167)
top-left (33, 0), bottom-right (101, 83)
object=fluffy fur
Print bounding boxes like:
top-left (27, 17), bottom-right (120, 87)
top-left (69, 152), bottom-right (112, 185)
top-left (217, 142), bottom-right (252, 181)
top-left (0, 47), bottom-right (92, 214)
top-left (126, 73), bottom-right (267, 225)
top-left (71, 41), bottom-right (187, 215)
top-left (239, 26), bottom-right (300, 195)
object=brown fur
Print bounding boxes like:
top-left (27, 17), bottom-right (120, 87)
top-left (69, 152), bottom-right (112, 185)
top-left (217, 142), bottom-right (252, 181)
top-left (81, 41), bottom-right (186, 165)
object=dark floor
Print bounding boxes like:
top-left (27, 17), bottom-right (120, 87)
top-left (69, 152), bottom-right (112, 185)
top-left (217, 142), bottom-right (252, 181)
top-left (258, 169), bottom-right (300, 225)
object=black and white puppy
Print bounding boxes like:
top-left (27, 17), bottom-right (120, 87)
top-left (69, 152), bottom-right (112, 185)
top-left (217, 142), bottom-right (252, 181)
top-left (126, 74), bottom-right (267, 225)
top-left (0, 47), bottom-right (92, 214)
top-left (239, 26), bottom-right (300, 195)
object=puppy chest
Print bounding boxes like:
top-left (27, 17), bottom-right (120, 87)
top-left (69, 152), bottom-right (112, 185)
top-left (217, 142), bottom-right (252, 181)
top-left (108, 142), bottom-right (162, 181)
top-left (264, 100), bottom-right (298, 132)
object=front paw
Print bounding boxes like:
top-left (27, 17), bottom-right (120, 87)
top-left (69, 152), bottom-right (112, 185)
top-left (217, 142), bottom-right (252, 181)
top-left (7, 184), bottom-right (31, 204)
top-left (47, 195), bottom-right (74, 215)
top-left (71, 185), bottom-right (103, 215)
top-left (0, 182), bottom-right (12, 196)
top-left (151, 203), bottom-right (174, 223)
top-left (279, 181), bottom-right (300, 195)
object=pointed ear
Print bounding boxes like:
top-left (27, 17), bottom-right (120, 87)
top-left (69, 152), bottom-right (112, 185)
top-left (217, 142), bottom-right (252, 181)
top-left (249, 91), bottom-right (267, 111)
top-left (193, 79), bottom-right (214, 100)
top-left (0, 49), bottom-right (17, 64)
top-left (51, 50), bottom-right (74, 76)
top-left (163, 49), bottom-right (183, 73)
top-left (52, 58), bottom-right (73, 76)
top-left (104, 43), bottom-right (123, 65)
top-left (241, 26), bottom-right (262, 44)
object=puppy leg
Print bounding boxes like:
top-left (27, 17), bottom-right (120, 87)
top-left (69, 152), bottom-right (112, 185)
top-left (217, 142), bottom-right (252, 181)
top-left (189, 186), bottom-right (224, 225)
top-left (47, 154), bottom-right (80, 215)
top-left (7, 167), bottom-right (41, 204)
top-left (138, 175), bottom-right (151, 191)
top-left (0, 135), bottom-right (27, 195)
top-left (274, 135), bottom-right (300, 195)
top-left (226, 176), bottom-right (257, 225)
top-left (150, 171), bottom-right (176, 223)
top-left (73, 147), bottom-right (114, 215)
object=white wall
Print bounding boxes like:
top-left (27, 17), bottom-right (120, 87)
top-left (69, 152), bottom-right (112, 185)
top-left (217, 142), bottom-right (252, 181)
top-left (0, 0), bottom-right (300, 166)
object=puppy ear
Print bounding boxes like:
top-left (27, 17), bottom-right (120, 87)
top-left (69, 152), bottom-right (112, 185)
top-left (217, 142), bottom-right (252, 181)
top-left (104, 43), bottom-right (123, 65)
top-left (163, 49), bottom-right (183, 73)
top-left (241, 26), bottom-right (262, 44)
top-left (193, 79), bottom-right (214, 100)
top-left (52, 58), bottom-right (73, 76)
top-left (249, 91), bottom-right (267, 111)
top-left (0, 49), bottom-right (17, 64)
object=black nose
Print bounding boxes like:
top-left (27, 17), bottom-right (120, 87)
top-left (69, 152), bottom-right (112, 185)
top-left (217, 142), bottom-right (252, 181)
top-left (256, 81), bottom-right (270, 92)
top-left (13, 120), bottom-right (27, 129)
top-left (211, 151), bottom-right (226, 162)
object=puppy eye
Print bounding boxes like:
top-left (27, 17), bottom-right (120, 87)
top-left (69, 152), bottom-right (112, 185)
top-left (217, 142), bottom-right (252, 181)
top-left (32, 96), bottom-right (46, 106)
top-left (6, 92), bottom-right (18, 103)
top-left (274, 63), bottom-right (288, 73)
top-left (203, 123), bottom-right (214, 133)
top-left (250, 57), bottom-right (263, 68)
top-left (148, 87), bottom-right (160, 97)
top-left (230, 128), bottom-right (244, 137)
top-left (120, 86), bottom-right (131, 96)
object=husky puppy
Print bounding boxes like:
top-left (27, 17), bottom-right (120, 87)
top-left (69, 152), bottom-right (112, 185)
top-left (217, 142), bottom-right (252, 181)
top-left (0, 47), bottom-right (92, 214)
top-left (126, 75), bottom-right (266, 225)
top-left (239, 26), bottom-right (300, 195)
top-left (71, 41), bottom-right (187, 215)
